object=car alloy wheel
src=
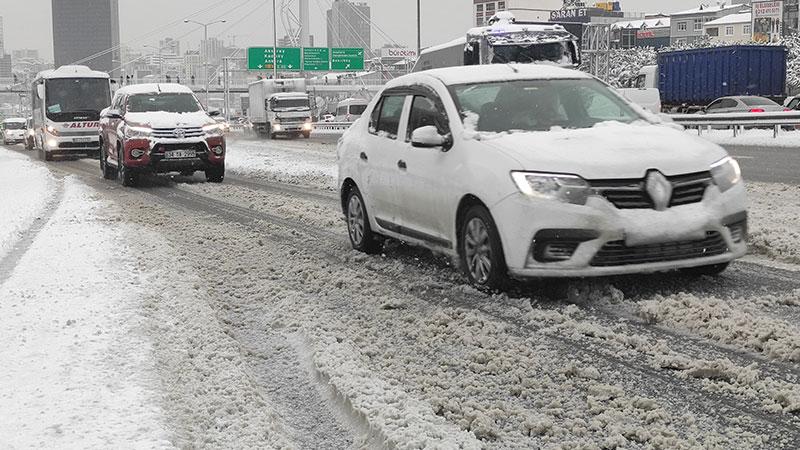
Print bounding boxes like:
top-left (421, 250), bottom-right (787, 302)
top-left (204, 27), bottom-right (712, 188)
top-left (464, 217), bottom-right (492, 284)
top-left (347, 194), bottom-right (366, 246)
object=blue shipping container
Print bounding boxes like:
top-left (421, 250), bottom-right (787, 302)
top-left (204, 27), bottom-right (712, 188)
top-left (658, 45), bottom-right (787, 106)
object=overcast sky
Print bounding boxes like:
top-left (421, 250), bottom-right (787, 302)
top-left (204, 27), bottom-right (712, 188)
top-left (3, 0), bottom-right (703, 62)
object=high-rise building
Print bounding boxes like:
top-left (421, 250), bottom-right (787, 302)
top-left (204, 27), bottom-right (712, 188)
top-left (201, 37), bottom-right (225, 67)
top-left (326, 0), bottom-right (371, 49)
top-left (0, 16), bottom-right (5, 55)
top-left (51, 0), bottom-right (121, 75)
top-left (13, 49), bottom-right (41, 61)
top-left (159, 38), bottom-right (181, 57)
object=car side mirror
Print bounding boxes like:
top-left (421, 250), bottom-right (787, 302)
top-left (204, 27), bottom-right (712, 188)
top-left (36, 84), bottom-right (45, 100)
top-left (411, 126), bottom-right (451, 151)
top-left (208, 110), bottom-right (221, 117)
top-left (103, 109), bottom-right (123, 119)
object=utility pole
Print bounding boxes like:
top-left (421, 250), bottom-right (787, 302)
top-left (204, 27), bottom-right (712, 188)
top-left (184, 18), bottom-right (227, 107)
top-left (417, 0), bottom-right (421, 59)
top-left (272, 0), bottom-right (278, 79)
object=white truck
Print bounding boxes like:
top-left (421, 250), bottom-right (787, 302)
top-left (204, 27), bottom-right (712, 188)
top-left (31, 65), bottom-right (113, 161)
top-left (247, 79), bottom-right (313, 139)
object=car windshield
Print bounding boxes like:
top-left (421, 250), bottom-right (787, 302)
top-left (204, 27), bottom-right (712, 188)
top-left (349, 104), bottom-right (368, 115)
top-left (4, 122), bottom-right (25, 130)
top-left (127, 93), bottom-right (202, 113)
top-left (451, 78), bottom-right (643, 133)
top-left (741, 97), bottom-right (778, 106)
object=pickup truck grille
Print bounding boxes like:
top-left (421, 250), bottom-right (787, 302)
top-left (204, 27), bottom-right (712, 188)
top-left (151, 127), bottom-right (204, 139)
top-left (589, 171), bottom-right (712, 209)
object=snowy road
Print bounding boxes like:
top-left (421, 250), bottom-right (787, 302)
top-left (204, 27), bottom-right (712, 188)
top-left (1, 138), bottom-right (799, 448)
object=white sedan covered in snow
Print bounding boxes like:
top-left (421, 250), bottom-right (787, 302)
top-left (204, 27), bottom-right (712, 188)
top-left (337, 65), bottom-right (747, 288)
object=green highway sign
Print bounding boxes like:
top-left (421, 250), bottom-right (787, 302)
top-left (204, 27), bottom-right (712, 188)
top-left (247, 47), bottom-right (302, 71)
top-left (303, 47), bottom-right (330, 71)
top-left (331, 48), bottom-right (365, 71)
top-left (247, 47), bottom-right (364, 72)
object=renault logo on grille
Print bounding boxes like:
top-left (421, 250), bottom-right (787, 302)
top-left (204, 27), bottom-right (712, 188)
top-left (174, 128), bottom-right (186, 139)
top-left (646, 171), bottom-right (673, 211)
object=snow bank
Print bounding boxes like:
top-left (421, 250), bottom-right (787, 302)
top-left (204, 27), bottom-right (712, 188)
top-left (0, 148), bottom-right (55, 261)
top-left (692, 128), bottom-right (800, 148)
top-left (746, 182), bottom-right (800, 263)
top-left (639, 294), bottom-right (800, 363)
top-left (225, 137), bottom-right (337, 189)
top-left (0, 178), bottom-right (171, 448)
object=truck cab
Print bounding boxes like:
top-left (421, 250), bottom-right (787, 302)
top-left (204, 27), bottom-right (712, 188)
top-left (248, 79), bottom-right (313, 139)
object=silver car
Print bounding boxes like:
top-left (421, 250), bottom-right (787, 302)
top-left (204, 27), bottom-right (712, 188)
top-left (704, 96), bottom-right (785, 114)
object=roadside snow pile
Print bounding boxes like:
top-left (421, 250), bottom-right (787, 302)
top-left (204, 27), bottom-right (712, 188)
top-left (746, 182), bottom-right (800, 263)
top-left (226, 137), bottom-right (337, 189)
top-left (692, 128), bottom-right (800, 147)
top-left (0, 148), bottom-right (55, 260)
top-left (639, 294), bottom-right (800, 363)
top-left (0, 177), bottom-right (171, 448)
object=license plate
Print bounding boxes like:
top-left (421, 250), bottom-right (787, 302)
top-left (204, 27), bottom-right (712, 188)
top-left (74, 137), bottom-right (91, 143)
top-left (165, 149), bottom-right (196, 159)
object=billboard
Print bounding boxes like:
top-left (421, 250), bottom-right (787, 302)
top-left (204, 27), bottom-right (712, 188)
top-left (381, 48), bottom-right (418, 59)
top-left (753, 1), bottom-right (784, 43)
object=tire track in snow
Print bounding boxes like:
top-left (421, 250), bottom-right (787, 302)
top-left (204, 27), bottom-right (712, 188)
top-left (55, 157), bottom-right (800, 445)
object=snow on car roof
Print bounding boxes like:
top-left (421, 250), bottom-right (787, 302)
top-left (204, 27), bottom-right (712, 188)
top-left (116, 83), bottom-right (195, 96)
top-left (393, 64), bottom-right (591, 88)
top-left (37, 65), bottom-right (110, 80)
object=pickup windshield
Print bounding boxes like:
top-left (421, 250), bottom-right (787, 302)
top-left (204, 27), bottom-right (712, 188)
top-left (451, 78), bottom-right (643, 133)
top-left (45, 78), bottom-right (111, 121)
top-left (127, 93), bottom-right (202, 113)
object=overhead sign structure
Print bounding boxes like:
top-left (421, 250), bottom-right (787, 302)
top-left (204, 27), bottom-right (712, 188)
top-left (247, 47), bottom-right (302, 71)
top-left (303, 47), bottom-right (330, 71)
top-left (331, 48), bottom-right (365, 71)
top-left (248, 47), bottom-right (363, 71)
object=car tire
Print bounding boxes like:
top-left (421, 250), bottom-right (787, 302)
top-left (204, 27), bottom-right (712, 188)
top-left (117, 146), bottom-right (137, 187)
top-left (100, 143), bottom-right (117, 180)
top-left (345, 186), bottom-right (382, 254)
top-left (205, 164), bottom-right (225, 183)
top-left (459, 205), bottom-right (508, 290)
top-left (680, 262), bottom-right (730, 277)
top-left (303, 131), bottom-right (311, 139)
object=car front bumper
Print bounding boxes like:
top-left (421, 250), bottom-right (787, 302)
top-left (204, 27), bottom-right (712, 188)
top-left (492, 182), bottom-right (748, 278)
top-left (43, 135), bottom-right (100, 154)
top-left (123, 136), bottom-right (225, 173)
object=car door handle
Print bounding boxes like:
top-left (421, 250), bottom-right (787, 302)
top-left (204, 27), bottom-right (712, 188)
top-left (360, 152), bottom-right (368, 162)
top-left (397, 160), bottom-right (407, 170)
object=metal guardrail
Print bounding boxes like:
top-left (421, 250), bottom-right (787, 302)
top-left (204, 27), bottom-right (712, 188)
top-left (669, 111), bottom-right (800, 138)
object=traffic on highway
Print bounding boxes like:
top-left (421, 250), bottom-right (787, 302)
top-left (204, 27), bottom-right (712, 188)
top-left (1, 1), bottom-right (799, 448)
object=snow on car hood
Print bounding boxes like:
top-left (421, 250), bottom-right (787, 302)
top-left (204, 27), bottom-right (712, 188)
top-left (482, 121), bottom-right (729, 179)
top-left (124, 111), bottom-right (214, 129)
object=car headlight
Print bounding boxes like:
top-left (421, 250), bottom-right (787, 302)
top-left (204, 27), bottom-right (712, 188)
top-left (203, 123), bottom-right (224, 137)
top-left (710, 156), bottom-right (742, 193)
top-left (511, 171), bottom-right (590, 205)
top-left (126, 125), bottom-right (153, 138)
top-left (46, 125), bottom-right (59, 136)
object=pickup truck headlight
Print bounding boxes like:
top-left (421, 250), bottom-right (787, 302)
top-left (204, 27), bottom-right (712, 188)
top-left (203, 123), bottom-right (224, 137)
top-left (710, 157), bottom-right (742, 193)
top-left (126, 125), bottom-right (153, 138)
top-left (511, 171), bottom-right (590, 205)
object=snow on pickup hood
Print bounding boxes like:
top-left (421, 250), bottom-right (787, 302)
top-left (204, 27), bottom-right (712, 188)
top-left (482, 122), bottom-right (728, 180)
top-left (124, 111), bottom-right (214, 129)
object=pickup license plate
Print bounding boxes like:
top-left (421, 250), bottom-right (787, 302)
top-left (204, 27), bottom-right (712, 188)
top-left (74, 137), bottom-right (91, 143)
top-left (165, 149), bottom-right (196, 159)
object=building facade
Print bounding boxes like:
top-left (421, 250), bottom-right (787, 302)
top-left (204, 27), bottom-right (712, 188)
top-left (51, 0), bottom-right (120, 75)
top-left (705, 12), bottom-right (752, 43)
top-left (612, 17), bottom-right (671, 49)
top-left (473, 0), bottom-right (563, 26)
top-left (669, 3), bottom-right (747, 45)
top-left (326, 0), bottom-right (371, 50)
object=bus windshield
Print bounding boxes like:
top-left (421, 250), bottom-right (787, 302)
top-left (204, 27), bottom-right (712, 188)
top-left (45, 78), bottom-right (111, 121)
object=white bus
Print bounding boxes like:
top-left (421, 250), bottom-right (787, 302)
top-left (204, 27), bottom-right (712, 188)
top-left (31, 65), bottom-right (113, 161)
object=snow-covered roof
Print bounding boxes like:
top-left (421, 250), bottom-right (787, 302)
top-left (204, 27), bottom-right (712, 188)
top-left (467, 23), bottom-right (573, 41)
top-left (421, 36), bottom-right (467, 55)
top-left (671, 3), bottom-right (746, 16)
top-left (388, 64), bottom-right (591, 89)
top-left (611, 18), bottom-right (671, 30)
top-left (116, 83), bottom-right (195, 96)
top-left (704, 12), bottom-right (751, 26)
top-left (36, 65), bottom-right (110, 80)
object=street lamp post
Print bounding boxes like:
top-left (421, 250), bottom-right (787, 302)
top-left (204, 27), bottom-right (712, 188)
top-left (184, 18), bottom-right (227, 107)
top-left (272, 0), bottom-right (278, 79)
